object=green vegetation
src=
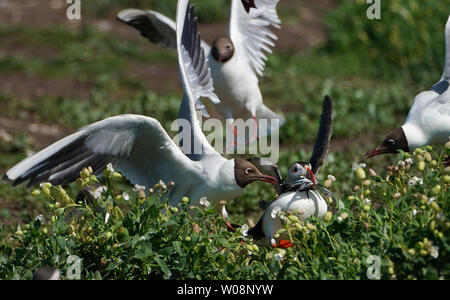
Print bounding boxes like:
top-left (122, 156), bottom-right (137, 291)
top-left (0, 0), bottom-right (449, 279)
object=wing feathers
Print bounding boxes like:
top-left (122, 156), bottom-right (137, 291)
top-left (309, 96), bottom-right (333, 175)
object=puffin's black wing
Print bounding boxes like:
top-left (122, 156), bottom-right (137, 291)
top-left (309, 95), bottom-right (333, 175)
top-left (247, 157), bottom-right (284, 194)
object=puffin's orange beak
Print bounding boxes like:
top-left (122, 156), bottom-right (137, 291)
top-left (306, 167), bottom-right (316, 185)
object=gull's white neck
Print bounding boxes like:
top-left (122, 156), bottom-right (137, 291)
top-left (402, 123), bottom-right (428, 151)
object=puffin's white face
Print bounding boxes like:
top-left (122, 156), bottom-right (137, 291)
top-left (286, 163), bottom-right (309, 184)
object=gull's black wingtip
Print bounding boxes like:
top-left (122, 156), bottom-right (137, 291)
top-left (2, 174), bottom-right (11, 182)
top-left (242, 0), bottom-right (257, 13)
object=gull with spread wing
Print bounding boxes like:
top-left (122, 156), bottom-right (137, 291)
top-left (117, 0), bottom-right (284, 144)
top-left (2, 0), bottom-right (278, 207)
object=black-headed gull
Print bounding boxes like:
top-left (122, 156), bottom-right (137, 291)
top-left (247, 96), bottom-right (334, 245)
top-left (2, 0), bottom-right (278, 207)
top-left (365, 15), bottom-right (450, 159)
top-left (117, 0), bottom-right (284, 141)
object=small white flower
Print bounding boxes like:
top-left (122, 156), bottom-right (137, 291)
top-left (158, 180), bottom-right (167, 190)
top-left (397, 160), bottom-right (406, 167)
top-left (436, 212), bottom-right (444, 219)
top-left (337, 216), bottom-right (343, 222)
top-left (241, 224), bottom-right (249, 237)
top-left (274, 253), bottom-right (284, 261)
top-left (39, 183), bottom-right (46, 188)
top-left (431, 246), bottom-right (439, 259)
top-left (133, 184), bottom-right (146, 192)
top-left (199, 197), bottom-right (210, 207)
top-left (428, 197), bottom-right (436, 204)
top-left (405, 158), bottom-right (413, 165)
top-left (352, 163), bottom-right (366, 171)
top-left (408, 176), bottom-right (423, 186)
top-left (106, 163), bottom-right (115, 173)
top-left (122, 192), bottom-right (129, 201)
top-left (270, 238), bottom-right (276, 246)
top-left (412, 209), bottom-right (417, 217)
top-left (364, 198), bottom-right (372, 205)
top-left (105, 212), bottom-right (110, 224)
top-left (271, 206), bottom-right (281, 219)
top-left (328, 175), bottom-right (336, 182)
top-left (93, 186), bottom-right (107, 200)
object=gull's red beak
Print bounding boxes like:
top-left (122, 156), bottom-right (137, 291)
top-left (364, 147), bottom-right (389, 159)
top-left (256, 174), bottom-right (279, 185)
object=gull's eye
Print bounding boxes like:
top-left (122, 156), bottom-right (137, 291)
top-left (245, 168), bottom-right (253, 175)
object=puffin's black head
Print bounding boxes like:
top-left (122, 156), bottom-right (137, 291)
top-left (234, 158), bottom-right (278, 188)
top-left (211, 36), bottom-right (235, 64)
top-left (365, 127), bottom-right (409, 159)
top-left (286, 162), bottom-right (316, 185)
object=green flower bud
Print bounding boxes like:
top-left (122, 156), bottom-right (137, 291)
top-left (31, 190), bottom-right (41, 196)
top-left (111, 172), bottom-right (122, 178)
top-left (355, 168), bottom-right (366, 180)
top-left (42, 186), bottom-right (51, 196)
top-left (105, 232), bottom-right (113, 239)
top-left (430, 160), bottom-right (437, 168)
top-left (430, 202), bottom-right (441, 213)
top-left (363, 205), bottom-right (371, 212)
top-left (185, 236), bottom-right (192, 242)
top-left (169, 207), bottom-right (179, 214)
top-left (418, 161), bottom-right (426, 171)
top-left (424, 152), bottom-right (432, 162)
top-left (432, 185), bottom-right (441, 196)
top-left (323, 211), bottom-right (333, 222)
top-left (444, 175), bottom-right (450, 184)
top-left (445, 141), bottom-right (450, 150)
top-left (288, 215), bottom-right (299, 223)
top-left (182, 197), bottom-right (190, 205)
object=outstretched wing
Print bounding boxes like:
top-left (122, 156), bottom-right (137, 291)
top-left (3, 115), bottom-right (203, 189)
top-left (309, 95), bottom-right (333, 175)
top-left (176, 0), bottom-right (221, 160)
top-left (229, 0), bottom-right (280, 77)
top-left (117, 8), bottom-right (211, 54)
top-left (432, 14), bottom-right (450, 95)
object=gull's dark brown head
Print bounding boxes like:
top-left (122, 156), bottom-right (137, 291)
top-left (234, 158), bottom-right (278, 188)
top-left (365, 127), bottom-right (409, 159)
top-left (211, 36), bottom-right (235, 64)
top-left (241, 0), bottom-right (257, 13)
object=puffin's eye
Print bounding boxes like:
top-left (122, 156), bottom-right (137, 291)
top-left (293, 167), bottom-right (298, 173)
top-left (245, 168), bottom-right (253, 175)
top-left (387, 139), bottom-right (395, 146)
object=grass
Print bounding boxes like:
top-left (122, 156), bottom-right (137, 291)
top-left (0, 0), bottom-right (449, 279)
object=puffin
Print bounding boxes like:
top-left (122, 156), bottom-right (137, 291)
top-left (247, 96), bottom-right (334, 246)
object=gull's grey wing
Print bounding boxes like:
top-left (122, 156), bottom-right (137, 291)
top-left (3, 115), bottom-right (204, 189)
top-left (117, 9), bottom-right (177, 50)
top-left (432, 15), bottom-right (450, 95)
top-left (117, 8), bottom-right (211, 54)
top-left (176, 0), bottom-right (221, 160)
top-left (309, 95), bottom-right (333, 175)
top-left (229, 0), bottom-right (281, 77)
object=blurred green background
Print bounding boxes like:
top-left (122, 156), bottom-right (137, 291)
top-left (0, 0), bottom-right (449, 227)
